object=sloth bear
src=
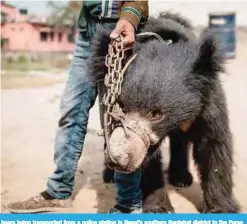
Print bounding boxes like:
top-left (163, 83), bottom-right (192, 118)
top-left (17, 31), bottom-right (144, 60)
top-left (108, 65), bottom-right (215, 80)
top-left (90, 12), bottom-right (240, 213)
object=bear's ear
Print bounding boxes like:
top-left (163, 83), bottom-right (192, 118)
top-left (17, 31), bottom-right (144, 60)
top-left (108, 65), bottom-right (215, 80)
top-left (89, 25), bottom-right (111, 81)
top-left (140, 17), bottom-right (196, 44)
top-left (192, 30), bottom-right (225, 78)
top-left (158, 11), bottom-right (193, 30)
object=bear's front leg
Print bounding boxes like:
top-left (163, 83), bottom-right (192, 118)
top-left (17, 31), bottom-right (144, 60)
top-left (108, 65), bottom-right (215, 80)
top-left (168, 130), bottom-right (193, 188)
top-left (142, 146), bottom-right (174, 213)
top-left (102, 140), bottom-right (115, 183)
top-left (192, 106), bottom-right (240, 213)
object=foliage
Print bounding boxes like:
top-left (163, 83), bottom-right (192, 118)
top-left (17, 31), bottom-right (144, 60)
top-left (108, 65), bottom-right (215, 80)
top-left (46, 1), bottom-right (82, 27)
top-left (18, 55), bottom-right (28, 63)
top-left (6, 56), bottom-right (15, 64)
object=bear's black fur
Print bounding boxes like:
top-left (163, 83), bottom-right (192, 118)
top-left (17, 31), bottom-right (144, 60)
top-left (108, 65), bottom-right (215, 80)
top-left (100, 12), bottom-right (196, 188)
top-left (89, 12), bottom-right (240, 213)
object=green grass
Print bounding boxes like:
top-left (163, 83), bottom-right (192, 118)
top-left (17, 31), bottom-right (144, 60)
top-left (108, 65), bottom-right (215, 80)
top-left (2, 59), bottom-right (71, 72)
top-left (1, 72), bottom-right (66, 89)
top-left (1, 57), bottom-right (71, 89)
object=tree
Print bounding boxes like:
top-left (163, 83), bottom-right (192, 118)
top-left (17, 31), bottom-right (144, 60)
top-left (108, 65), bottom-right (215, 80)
top-left (46, 1), bottom-right (81, 27)
top-left (46, 1), bottom-right (82, 42)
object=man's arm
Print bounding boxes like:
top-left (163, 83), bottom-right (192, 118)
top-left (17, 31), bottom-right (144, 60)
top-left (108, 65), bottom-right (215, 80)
top-left (120, 1), bottom-right (149, 30)
top-left (110, 1), bottom-right (149, 46)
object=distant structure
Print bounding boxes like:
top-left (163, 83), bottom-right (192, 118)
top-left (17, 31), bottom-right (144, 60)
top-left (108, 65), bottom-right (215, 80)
top-left (1, 1), bottom-right (77, 54)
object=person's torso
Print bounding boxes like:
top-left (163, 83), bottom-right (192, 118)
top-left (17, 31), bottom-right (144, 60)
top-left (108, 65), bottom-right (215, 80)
top-left (77, 1), bottom-right (148, 38)
top-left (82, 0), bottom-right (123, 20)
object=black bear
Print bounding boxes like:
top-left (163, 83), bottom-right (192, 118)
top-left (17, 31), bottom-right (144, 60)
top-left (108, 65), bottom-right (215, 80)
top-left (90, 12), bottom-right (240, 213)
top-left (102, 12), bottom-right (195, 188)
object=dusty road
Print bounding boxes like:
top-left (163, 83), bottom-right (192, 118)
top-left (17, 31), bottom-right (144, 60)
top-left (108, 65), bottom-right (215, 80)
top-left (1, 31), bottom-right (247, 213)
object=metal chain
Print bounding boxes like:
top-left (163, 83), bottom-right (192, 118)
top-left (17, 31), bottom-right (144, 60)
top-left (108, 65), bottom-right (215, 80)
top-left (102, 35), bottom-right (126, 151)
top-left (103, 36), bottom-right (124, 122)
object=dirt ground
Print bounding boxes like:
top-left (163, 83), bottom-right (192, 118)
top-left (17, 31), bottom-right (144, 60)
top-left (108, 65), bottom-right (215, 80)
top-left (1, 29), bottom-right (247, 213)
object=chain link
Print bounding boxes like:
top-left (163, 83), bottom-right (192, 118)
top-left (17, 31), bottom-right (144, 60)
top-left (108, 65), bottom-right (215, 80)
top-left (102, 35), bottom-right (127, 151)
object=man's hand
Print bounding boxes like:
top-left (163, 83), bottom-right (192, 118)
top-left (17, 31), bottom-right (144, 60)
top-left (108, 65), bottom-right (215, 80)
top-left (110, 20), bottom-right (135, 47)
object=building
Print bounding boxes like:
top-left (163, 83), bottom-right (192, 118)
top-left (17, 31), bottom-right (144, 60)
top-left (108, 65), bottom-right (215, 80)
top-left (1, 1), bottom-right (77, 54)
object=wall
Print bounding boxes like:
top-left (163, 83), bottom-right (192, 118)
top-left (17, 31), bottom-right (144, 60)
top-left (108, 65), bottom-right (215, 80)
top-left (1, 23), bottom-right (32, 51)
top-left (1, 3), bottom-right (17, 21)
top-left (1, 22), bottom-right (76, 53)
top-left (27, 24), bottom-right (76, 53)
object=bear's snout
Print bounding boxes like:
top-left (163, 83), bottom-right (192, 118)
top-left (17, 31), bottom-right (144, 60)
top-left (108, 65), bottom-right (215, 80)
top-left (106, 125), bottom-right (149, 172)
